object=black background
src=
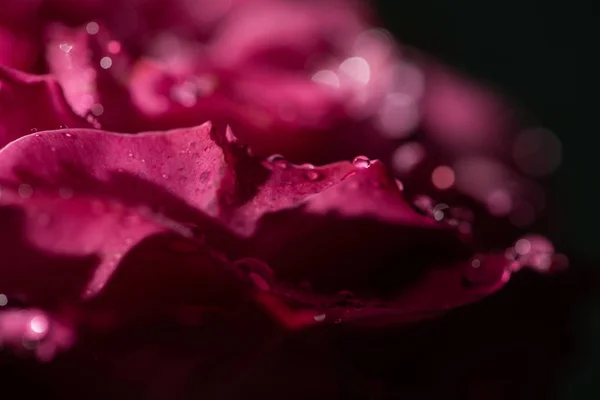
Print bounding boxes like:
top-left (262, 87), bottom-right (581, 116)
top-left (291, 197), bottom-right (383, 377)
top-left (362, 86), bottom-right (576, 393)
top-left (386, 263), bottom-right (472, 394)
top-left (376, 0), bottom-right (597, 397)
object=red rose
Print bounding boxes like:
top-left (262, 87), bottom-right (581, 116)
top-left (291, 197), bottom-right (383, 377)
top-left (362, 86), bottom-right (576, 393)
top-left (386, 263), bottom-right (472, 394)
top-left (0, 1), bottom-right (567, 398)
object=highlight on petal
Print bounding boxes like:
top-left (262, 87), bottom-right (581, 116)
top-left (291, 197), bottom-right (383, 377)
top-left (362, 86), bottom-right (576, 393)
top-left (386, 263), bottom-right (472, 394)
top-left (0, 66), bottom-right (93, 149)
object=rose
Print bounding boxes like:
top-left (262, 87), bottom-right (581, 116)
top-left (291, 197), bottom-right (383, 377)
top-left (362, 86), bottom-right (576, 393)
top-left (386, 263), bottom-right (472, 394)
top-left (0, 70), bottom-right (562, 395)
top-left (0, 0), bottom-right (566, 398)
top-left (1, 0), bottom-right (555, 232)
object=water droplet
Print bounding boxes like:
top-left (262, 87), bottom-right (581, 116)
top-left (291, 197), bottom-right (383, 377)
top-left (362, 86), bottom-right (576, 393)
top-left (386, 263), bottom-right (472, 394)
top-left (30, 128), bottom-right (38, 133)
top-left (431, 165), bottom-right (455, 190)
top-left (395, 179), bottom-right (404, 191)
top-left (267, 154), bottom-right (288, 169)
top-left (433, 203), bottom-right (449, 221)
top-left (91, 103), bottom-right (104, 116)
top-left (0, 294), bottom-right (7, 306)
top-left (339, 56), bottom-right (371, 84)
top-left (313, 314), bottom-right (326, 322)
top-left (352, 155), bottom-right (371, 169)
top-left (18, 184), bottom-right (33, 198)
top-left (128, 152), bottom-right (134, 158)
top-left (59, 42), bottom-right (73, 53)
top-left (86, 21), bottom-right (99, 35)
top-left (515, 238), bottom-right (532, 255)
top-left (171, 79), bottom-right (198, 107)
top-left (61, 125), bottom-right (70, 130)
top-left (471, 259), bottom-right (481, 268)
top-left (30, 315), bottom-right (49, 334)
top-left (513, 235), bottom-right (555, 272)
top-left (162, 173), bottom-right (169, 179)
top-left (107, 40), bottom-right (121, 54)
top-left (304, 170), bottom-right (321, 181)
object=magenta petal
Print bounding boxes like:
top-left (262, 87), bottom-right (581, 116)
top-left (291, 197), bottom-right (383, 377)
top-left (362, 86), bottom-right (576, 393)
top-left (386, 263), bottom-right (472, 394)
top-left (0, 122), bottom-right (539, 328)
top-left (0, 66), bottom-right (92, 148)
top-left (0, 125), bottom-right (224, 301)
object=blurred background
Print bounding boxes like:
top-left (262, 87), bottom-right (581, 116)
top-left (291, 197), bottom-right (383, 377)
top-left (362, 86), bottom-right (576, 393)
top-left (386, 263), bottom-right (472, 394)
top-left (375, 0), bottom-right (596, 397)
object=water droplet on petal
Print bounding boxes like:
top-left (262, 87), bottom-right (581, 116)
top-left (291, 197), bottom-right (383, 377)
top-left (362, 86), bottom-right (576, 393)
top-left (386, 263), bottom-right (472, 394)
top-left (61, 125), bottom-right (70, 131)
top-left (395, 179), bottom-right (404, 191)
top-left (314, 314), bottom-right (326, 322)
top-left (30, 315), bottom-right (49, 334)
top-left (30, 128), bottom-right (38, 133)
top-left (432, 165), bottom-right (455, 190)
top-left (433, 203), bottom-right (449, 221)
top-left (515, 238), bottom-right (532, 255)
top-left (0, 294), bottom-right (8, 306)
top-left (267, 154), bottom-right (288, 169)
top-left (100, 56), bottom-right (113, 69)
top-left (86, 21), bottom-right (99, 35)
top-left (352, 155), bottom-right (371, 169)
top-left (304, 170), bottom-right (321, 181)
top-left (339, 56), bottom-right (371, 84)
top-left (59, 42), bottom-right (73, 53)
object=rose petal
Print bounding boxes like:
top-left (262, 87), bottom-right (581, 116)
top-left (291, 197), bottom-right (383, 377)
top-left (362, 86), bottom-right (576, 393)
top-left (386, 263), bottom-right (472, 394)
top-left (0, 66), bottom-right (92, 149)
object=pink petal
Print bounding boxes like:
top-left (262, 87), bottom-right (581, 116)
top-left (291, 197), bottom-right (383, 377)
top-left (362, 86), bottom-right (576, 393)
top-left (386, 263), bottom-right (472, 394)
top-left (0, 66), bottom-right (92, 149)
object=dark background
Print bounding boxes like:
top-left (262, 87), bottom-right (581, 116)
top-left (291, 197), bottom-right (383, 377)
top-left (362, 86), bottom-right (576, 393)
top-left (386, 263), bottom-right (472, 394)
top-left (377, 0), bottom-right (597, 397)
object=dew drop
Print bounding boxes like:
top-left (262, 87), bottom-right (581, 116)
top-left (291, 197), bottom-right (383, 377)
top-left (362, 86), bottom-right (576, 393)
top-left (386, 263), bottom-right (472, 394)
top-left (100, 56), bottom-right (113, 69)
top-left (433, 203), bottom-right (449, 221)
top-left (86, 21), bottom-right (99, 35)
top-left (395, 179), bottom-right (404, 191)
top-left (162, 173), bottom-right (169, 179)
top-left (304, 170), bottom-right (321, 181)
top-left (352, 155), bottom-right (371, 169)
top-left (471, 259), bottom-right (481, 268)
top-left (59, 42), bottom-right (73, 53)
top-left (61, 125), bottom-right (70, 131)
top-left (30, 315), bottom-right (49, 334)
top-left (30, 128), bottom-right (38, 133)
top-left (128, 152), bottom-right (134, 158)
top-left (314, 314), bottom-right (326, 322)
top-left (267, 154), bottom-right (288, 169)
